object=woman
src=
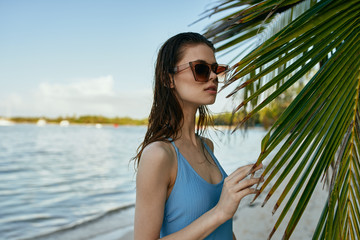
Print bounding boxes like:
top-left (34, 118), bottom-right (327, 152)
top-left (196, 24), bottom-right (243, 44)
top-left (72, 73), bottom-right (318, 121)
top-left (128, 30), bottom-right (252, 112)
top-left (133, 32), bottom-right (262, 239)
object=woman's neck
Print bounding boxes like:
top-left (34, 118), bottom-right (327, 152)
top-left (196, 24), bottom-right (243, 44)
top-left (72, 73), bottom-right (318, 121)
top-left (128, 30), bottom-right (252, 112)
top-left (178, 104), bottom-right (199, 146)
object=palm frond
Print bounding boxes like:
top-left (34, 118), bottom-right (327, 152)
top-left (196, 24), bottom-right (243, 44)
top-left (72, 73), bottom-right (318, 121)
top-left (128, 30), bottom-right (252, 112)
top-left (203, 0), bottom-right (360, 239)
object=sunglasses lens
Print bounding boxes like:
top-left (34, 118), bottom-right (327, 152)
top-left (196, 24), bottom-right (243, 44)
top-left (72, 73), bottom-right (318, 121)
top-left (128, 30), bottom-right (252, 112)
top-left (194, 64), bottom-right (210, 82)
top-left (190, 62), bottom-right (229, 82)
top-left (195, 64), bottom-right (210, 82)
top-left (215, 65), bottom-right (228, 74)
top-left (216, 65), bottom-right (229, 83)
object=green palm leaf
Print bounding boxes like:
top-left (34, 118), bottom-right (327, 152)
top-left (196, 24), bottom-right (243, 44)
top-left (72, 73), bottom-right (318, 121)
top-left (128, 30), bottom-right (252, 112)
top-left (202, 0), bottom-right (360, 239)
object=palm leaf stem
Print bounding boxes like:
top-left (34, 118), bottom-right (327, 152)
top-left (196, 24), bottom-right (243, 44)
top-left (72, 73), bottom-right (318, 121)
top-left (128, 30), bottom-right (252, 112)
top-left (201, 1), bottom-right (360, 239)
top-left (319, 70), bottom-right (360, 238)
top-left (312, 200), bottom-right (329, 239)
top-left (267, 81), bottom-right (357, 239)
top-left (248, 0), bottom-right (355, 61)
top-left (230, 21), bottom-right (360, 118)
top-left (226, 9), bottom-right (360, 90)
top-left (349, 187), bottom-right (360, 236)
top-left (267, 66), bottom-right (357, 209)
top-left (222, 0), bottom-right (342, 86)
top-left (250, 36), bottom-right (360, 186)
top-left (252, 27), bottom-right (360, 157)
top-left (257, 65), bottom-right (355, 200)
top-left (281, 87), bottom-right (356, 239)
top-left (324, 142), bottom-right (350, 239)
top-left (205, 0), bottom-right (304, 41)
top-left (338, 167), bottom-right (351, 239)
top-left (268, 58), bottom-right (360, 238)
top-left (216, 28), bottom-right (259, 52)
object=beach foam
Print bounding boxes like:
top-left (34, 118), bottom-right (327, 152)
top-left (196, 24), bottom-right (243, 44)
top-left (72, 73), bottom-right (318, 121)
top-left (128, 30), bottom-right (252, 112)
top-left (24, 205), bottom-right (135, 240)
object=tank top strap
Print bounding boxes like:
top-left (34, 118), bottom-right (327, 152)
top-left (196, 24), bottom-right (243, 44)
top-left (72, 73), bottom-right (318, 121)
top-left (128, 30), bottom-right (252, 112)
top-left (199, 137), bottom-right (211, 154)
top-left (170, 141), bottom-right (179, 155)
top-left (168, 138), bottom-right (180, 156)
top-left (199, 137), bottom-right (222, 168)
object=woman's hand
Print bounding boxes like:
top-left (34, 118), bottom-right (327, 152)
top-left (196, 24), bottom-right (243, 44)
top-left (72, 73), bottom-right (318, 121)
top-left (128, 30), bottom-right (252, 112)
top-left (215, 163), bottom-right (263, 222)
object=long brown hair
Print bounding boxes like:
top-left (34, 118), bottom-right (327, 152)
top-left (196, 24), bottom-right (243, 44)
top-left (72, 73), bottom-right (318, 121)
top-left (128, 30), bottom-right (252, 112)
top-left (133, 32), bottom-right (215, 167)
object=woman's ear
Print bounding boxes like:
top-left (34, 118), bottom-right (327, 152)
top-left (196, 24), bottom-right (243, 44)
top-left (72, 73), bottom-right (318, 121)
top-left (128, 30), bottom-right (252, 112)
top-left (169, 75), bottom-right (175, 88)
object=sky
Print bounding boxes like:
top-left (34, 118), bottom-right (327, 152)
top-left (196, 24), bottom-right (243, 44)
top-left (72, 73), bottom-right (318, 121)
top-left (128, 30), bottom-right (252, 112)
top-left (0, 0), bottom-right (242, 119)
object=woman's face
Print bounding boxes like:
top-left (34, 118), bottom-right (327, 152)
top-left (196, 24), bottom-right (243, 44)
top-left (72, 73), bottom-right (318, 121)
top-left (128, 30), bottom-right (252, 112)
top-left (172, 44), bottom-right (218, 108)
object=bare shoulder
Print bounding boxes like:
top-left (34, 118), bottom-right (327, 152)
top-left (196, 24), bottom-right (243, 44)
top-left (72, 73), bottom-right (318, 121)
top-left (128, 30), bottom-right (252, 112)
top-left (201, 136), bottom-right (214, 152)
top-left (135, 141), bottom-right (176, 239)
top-left (138, 141), bottom-right (176, 175)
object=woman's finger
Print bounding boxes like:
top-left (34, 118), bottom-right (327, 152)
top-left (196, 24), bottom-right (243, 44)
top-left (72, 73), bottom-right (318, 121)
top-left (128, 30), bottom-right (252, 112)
top-left (227, 164), bottom-right (255, 183)
top-left (236, 187), bottom-right (259, 200)
top-left (248, 163), bottom-right (264, 176)
top-left (233, 177), bottom-right (262, 192)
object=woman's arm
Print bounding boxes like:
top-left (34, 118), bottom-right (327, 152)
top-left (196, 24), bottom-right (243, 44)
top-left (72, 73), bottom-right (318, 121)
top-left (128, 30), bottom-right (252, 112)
top-left (134, 141), bottom-right (262, 240)
top-left (134, 142), bottom-right (173, 239)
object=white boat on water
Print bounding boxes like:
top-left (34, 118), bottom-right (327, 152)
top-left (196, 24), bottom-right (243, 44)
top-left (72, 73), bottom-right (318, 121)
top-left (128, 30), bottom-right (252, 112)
top-left (60, 120), bottom-right (70, 127)
top-left (95, 123), bottom-right (102, 129)
top-left (37, 119), bottom-right (47, 126)
top-left (0, 118), bottom-right (14, 126)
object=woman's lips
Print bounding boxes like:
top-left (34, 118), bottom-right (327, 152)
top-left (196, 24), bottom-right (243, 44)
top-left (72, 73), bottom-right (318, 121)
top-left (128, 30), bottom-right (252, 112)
top-left (204, 85), bottom-right (218, 94)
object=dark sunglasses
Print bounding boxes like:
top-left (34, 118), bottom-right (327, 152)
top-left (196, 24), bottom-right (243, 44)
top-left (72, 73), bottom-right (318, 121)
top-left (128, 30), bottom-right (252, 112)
top-left (172, 61), bottom-right (229, 83)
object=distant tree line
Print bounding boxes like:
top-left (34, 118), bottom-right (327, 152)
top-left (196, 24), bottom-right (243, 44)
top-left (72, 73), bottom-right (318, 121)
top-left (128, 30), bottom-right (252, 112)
top-left (7, 94), bottom-right (291, 129)
top-left (6, 87), bottom-right (297, 128)
top-left (8, 115), bottom-right (148, 125)
top-left (213, 83), bottom-right (297, 129)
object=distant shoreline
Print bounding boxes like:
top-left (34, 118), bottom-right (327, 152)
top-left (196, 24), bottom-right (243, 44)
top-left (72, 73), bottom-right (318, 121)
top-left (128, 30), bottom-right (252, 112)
top-left (0, 121), bottom-right (266, 132)
top-left (1, 112), bottom-right (266, 128)
top-left (1, 118), bottom-right (266, 130)
top-left (1, 122), bottom-right (147, 127)
top-left (0, 116), bottom-right (148, 126)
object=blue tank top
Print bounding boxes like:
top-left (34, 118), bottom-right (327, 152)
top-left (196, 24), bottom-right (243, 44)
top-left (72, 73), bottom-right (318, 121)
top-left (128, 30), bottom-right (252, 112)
top-left (160, 139), bottom-right (233, 239)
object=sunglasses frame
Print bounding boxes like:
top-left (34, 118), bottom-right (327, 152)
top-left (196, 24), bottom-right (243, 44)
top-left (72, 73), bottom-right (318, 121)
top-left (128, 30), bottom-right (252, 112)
top-left (172, 60), bottom-right (229, 83)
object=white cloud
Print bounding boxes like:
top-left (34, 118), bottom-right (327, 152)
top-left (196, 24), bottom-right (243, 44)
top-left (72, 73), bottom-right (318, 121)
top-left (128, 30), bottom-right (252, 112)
top-left (0, 75), bottom-right (153, 119)
top-left (38, 75), bottom-right (115, 99)
top-left (0, 75), bottom-right (239, 119)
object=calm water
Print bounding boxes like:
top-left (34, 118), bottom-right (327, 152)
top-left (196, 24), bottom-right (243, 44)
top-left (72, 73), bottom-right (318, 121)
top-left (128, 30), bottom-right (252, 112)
top-left (0, 124), bottom-right (267, 239)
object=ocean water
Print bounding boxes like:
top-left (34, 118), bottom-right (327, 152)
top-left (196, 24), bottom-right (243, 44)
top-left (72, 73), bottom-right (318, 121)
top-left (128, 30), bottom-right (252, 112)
top-left (0, 124), bottom-right (267, 240)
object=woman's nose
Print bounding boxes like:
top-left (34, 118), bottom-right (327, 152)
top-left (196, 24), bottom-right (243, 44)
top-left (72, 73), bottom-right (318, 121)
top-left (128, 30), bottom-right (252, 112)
top-left (209, 70), bottom-right (218, 82)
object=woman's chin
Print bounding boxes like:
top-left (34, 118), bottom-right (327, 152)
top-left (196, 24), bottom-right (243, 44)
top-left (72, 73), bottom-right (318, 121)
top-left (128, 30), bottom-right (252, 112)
top-left (204, 97), bottom-right (217, 105)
